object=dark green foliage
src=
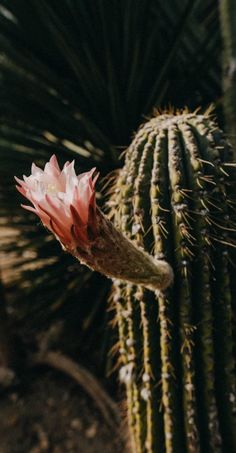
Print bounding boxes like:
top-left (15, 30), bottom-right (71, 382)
top-left (0, 1), bottom-right (221, 362)
top-left (220, 0), bottom-right (236, 152)
top-left (111, 112), bottom-right (236, 452)
top-left (0, 0), bottom-right (221, 144)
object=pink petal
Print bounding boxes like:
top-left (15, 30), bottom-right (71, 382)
top-left (49, 218), bottom-right (69, 244)
top-left (21, 204), bottom-right (38, 214)
top-left (91, 171), bottom-right (99, 188)
top-left (63, 160), bottom-right (76, 179)
top-left (77, 167), bottom-right (96, 183)
top-left (73, 186), bottom-right (90, 223)
top-left (63, 161), bottom-right (70, 169)
top-left (44, 155), bottom-right (61, 177)
top-left (70, 205), bottom-right (85, 227)
top-left (37, 210), bottom-right (52, 229)
top-left (50, 154), bottom-right (60, 171)
top-left (14, 176), bottom-right (25, 186)
top-left (89, 191), bottom-right (96, 211)
top-left (44, 195), bottom-right (71, 227)
top-left (21, 203), bottom-right (51, 229)
top-left (38, 202), bottom-right (71, 242)
top-left (16, 156), bottom-right (99, 250)
top-left (31, 162), bottom-right (43, 175)
top-left (16, 185), bottom-right (27, 197)
top-left (71, 223), bottom-right (88, 244)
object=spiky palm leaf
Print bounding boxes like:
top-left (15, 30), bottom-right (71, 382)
top-left (0, 0), bottom-right (221, 365)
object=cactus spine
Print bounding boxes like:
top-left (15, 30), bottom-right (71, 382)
top-left (110, 112), bottom-right (236, 453)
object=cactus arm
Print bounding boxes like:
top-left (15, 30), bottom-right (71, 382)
top-left (76, 208), bottom-right (173, 292)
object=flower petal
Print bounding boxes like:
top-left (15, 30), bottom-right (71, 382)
top-left (16, 155), bottom-right (99, 250)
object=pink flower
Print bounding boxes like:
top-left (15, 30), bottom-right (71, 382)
top-left (15, 155), bottom-right (173, 292)
top-left (15, 155), bottom-right (99, 251)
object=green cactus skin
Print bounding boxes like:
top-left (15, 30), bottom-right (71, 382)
top-left (110, 112), bottom-right (236, 453)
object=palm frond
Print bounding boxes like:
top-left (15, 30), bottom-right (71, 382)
top-left (0, 0), bottom-right (221, 365)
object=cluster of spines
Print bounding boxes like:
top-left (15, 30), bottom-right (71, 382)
top-left (110, 112), bottom-right (236, 453)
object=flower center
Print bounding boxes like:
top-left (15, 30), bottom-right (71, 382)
top-left (46, 183), bottom-right (59, 195)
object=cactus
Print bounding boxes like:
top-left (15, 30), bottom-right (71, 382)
top-left (110, 111), bottom-right (236, 453)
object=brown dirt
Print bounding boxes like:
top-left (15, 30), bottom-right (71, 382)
top-left (0, 226), bottom-right (128, 453)
top-left (0, 367), bottom-right (126, 453)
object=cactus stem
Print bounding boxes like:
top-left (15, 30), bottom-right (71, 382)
top-left (113, 133), bottom-right (148, 452)
top-left (168, 125), bottom-right (200, 453)
top-left (109, 112), bottom-right (236, 452)
top-left (198, 125), bottom-right (236, 450)
top-left (132, 128), bottom-right (164, 452)
top-left (151, 130), bottom-right (181, 453)
top-left (180, 122), bottom-right (222, 452)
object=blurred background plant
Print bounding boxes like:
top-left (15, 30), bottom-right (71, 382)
top-left (0, 0), bottom-right (226, 380)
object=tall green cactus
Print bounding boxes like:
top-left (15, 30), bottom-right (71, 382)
top-left (110, 111), bottom-right (236, 453)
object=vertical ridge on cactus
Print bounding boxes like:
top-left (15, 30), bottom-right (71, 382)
top-left (109, 111), bottom-right (236, 453)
